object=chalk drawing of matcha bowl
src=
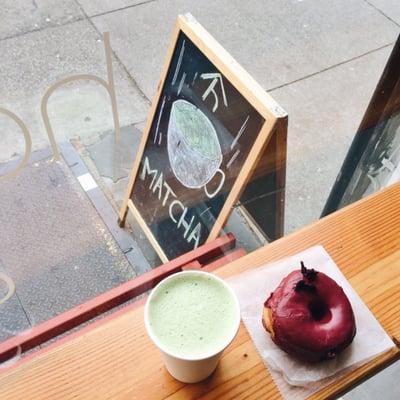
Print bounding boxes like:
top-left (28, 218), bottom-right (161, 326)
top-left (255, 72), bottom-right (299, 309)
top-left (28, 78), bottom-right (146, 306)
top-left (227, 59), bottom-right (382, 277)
top-left (167, 99), bottom-right (222, 189)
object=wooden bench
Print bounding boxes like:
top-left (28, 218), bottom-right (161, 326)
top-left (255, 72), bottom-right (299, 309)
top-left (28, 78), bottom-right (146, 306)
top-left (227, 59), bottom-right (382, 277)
top-left (0, 184), bottom-right (398, 399)
top-left (0, 233), bottom-right (245, 364)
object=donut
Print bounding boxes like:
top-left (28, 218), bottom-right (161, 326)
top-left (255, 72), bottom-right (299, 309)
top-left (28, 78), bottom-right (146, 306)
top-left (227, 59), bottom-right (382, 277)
top-left (262, 262), bottom-right (356, 362)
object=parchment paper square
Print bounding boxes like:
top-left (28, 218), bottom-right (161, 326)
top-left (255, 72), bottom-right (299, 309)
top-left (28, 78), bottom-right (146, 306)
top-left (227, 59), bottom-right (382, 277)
top-left (227, 246), bottom-right (395, 399)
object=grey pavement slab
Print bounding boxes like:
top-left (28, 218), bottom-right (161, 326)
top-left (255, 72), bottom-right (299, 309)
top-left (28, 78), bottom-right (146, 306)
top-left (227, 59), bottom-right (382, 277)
top-left (13, 246), bottom-right (133, 324)
top-left (0, 0), bottom-right (83, 40)
top-left (0, 295), bottom-right (31, 342)
top-left (0, 260), bottom-right (31, 342)
top-left (102, 175), bottom-right (130, 208)
top-left (224, 207), bottom-right (265, 252)
top-left (0, 310), bottom-right (29, 342)
top-left (92, 0), bottom-right (399, 100)
top-left (60, 140), bottom-right (151, 275)
top-left (0, 151), bottom-right (135, 325)
top-left (0, 19), bottom-right (148, 164)
top-left (86, 125), bottom-right (142, 208)
top-left (367, 0), bottom-right (400, 25)
top-left (271, 45), bottom-right (392, 233)
top-left (85, 124), bottom-right (142, 182)
top-left (77, 0), bottom-right (155, 17)
top-left (344, 360), bottom-right (400, 399)
top-left (83, 123), bottom-right (143, 207)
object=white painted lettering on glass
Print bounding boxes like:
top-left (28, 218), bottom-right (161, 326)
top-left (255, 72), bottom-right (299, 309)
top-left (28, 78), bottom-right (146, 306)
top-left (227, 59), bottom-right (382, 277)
top-left (171, 40), bottom-right (186, 86)
top-left (226, 149), bottom-right (240, 169)
top-left (205, 169), bottom-right (225, 198)
top-left (154, 95), bottom-right (166, 145)
top-left (140, 157), bottom-right (203, 249)
top-left (367, 142), bottom-right (400, 190)
top-left (200, 73), bottom-right (228, 112)
top-left (231, 115), bottom-right (249, 149)
top-left (140, 156), bottom-right (158, 189)
top-left (162, 181), bottom-right (177, 206)
top-left (177, 72), bottom-right (186, 95)
top-left (169, 199), bottom-right (185, 223)
top-left (191, 71), bottom-right (198, 85)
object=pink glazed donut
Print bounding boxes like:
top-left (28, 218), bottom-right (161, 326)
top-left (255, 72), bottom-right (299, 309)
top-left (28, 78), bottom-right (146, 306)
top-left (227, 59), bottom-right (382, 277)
top-left (262, 262), bottom-right (356, 362)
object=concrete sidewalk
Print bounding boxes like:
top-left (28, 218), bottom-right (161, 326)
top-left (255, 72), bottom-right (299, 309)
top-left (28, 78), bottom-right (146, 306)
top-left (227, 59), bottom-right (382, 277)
top-left (0, 1), bottom-right (399, 398)
top-left (1, 0), bottom-right (398, 234)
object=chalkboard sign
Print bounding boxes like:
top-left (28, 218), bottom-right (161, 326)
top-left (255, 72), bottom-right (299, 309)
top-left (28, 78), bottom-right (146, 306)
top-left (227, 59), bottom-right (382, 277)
top-left (322, 33), bottom-right (400, 216)
top-left (119, 14), bottom-right (283, 261)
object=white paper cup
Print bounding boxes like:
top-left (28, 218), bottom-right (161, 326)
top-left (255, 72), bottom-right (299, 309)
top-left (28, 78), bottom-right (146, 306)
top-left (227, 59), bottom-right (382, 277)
top-left (144, 271), bottom-right (241, 383)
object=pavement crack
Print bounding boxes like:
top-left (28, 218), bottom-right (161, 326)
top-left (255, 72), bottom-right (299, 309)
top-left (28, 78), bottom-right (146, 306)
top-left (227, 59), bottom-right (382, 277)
top-left (363, 0), bottom-right (400, 28)
top-left (15, 290), bottom-right (35, 329)
top-left (0, 16), bottom-right (85, 43)
top-left (73, 0), bottom-right (152, 105)
top-left (104, 41), bottom-right (151, 105)
top-left (267, 42), bottom-right (395, 92)
top-left (100, 173), bottom-right (129, 184)
top-left (88, 0), bottom-right (158, 19)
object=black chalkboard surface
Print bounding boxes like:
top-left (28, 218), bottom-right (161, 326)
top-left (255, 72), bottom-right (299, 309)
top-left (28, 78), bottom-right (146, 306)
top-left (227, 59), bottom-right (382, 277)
top-left (119, 14), bottom-right (284, 261)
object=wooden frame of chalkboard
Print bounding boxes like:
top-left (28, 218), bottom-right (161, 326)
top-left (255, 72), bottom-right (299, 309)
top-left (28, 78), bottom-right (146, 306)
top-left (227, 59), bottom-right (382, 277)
top-left (119, 13), bottom-right (286, 262)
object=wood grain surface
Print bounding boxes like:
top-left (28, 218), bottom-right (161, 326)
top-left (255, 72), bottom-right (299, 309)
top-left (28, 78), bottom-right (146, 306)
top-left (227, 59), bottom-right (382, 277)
top-left (0, 183), bottom-right (399, 400)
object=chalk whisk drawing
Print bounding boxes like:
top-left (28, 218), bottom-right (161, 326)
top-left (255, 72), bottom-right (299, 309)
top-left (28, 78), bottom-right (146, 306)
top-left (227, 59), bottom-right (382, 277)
top-left (167, 99), bottom-right (222, 188)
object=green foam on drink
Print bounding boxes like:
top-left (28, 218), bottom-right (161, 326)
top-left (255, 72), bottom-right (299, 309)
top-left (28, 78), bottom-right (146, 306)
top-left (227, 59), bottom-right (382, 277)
top-left (147, 273), bottom-right (237, 358)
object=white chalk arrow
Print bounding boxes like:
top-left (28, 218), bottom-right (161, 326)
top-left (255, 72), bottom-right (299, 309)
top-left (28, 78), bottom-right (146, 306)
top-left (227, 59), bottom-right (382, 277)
top-left (200, 73), bottom-right (228, 112)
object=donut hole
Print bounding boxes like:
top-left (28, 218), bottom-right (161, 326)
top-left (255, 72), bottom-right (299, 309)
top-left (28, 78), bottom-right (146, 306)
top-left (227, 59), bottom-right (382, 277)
top-left (308, 300), bottom-right (331, 321)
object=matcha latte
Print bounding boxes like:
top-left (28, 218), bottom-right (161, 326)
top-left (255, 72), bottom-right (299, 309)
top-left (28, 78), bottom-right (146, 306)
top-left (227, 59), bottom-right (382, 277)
top-left (145, 271), bottom-right (240, 359)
